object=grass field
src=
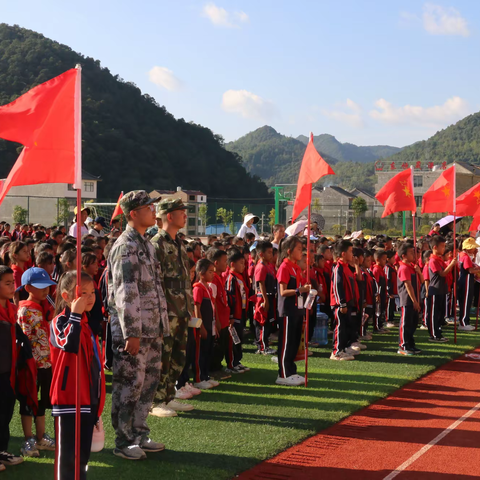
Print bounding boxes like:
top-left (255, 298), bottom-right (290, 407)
top-left (4, 323), bottom-right (480, 480)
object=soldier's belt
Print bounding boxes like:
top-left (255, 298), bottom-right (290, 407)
top-left (164, 278), bottom-right (186, 289)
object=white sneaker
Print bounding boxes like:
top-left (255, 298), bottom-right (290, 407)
top-left (150, 403), bottom-right (178, 417)
top-left (184, 383), bottom-right (202, 396)
top-left (275, 375), bottom-right (304, 386)
top-left (271, 356), bottom-right (278, 363)
top-left (330, 352), bottom-right (355, 361)
top-left (175, 387), bottom-right (193, 400)
top-left (349, 344), bottom-right (362, 352)
top-left (207, 379), bottom-right (220, 388)
top-left (351, 342), bottom-right (367, 350)
top-left (292, 374), bottom-right (305, 383)
top-left (167, 399), bottom-right (194, 412)
top-left (458, 325), bottom-right (475, 331)
top-left (194, 380), bottom-right (214, 390)
top-left (420, 325), bottom-right (428, 330)
top-left (385, 322), bottom-right (395, 328)
top-left (345, 347), bottom-right (360, 355)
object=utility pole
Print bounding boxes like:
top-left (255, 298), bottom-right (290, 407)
top-left (261, 213), bottom-right (265, 234)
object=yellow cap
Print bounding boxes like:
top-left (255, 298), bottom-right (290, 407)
top-left (462, 237), bottom-right (478, 251)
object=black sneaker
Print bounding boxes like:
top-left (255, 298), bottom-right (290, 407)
top-left (0, 451), bottom-right (24, 466)
top-left (412, 347), bottom-right (422, 354)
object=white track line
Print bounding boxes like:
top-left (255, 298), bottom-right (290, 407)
top-left (383, 401), bottom-right (480, 480)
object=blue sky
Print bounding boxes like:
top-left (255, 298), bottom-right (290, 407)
top-left (1, 0), bottom-right (478, 147)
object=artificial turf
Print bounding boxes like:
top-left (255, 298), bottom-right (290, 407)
top-left (4, 322), bottom-right (480, 480)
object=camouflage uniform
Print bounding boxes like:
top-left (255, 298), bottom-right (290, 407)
top-left (108, 191), bottom-right (169, 449)
top-left (151, 199), bottom-right (193, 405)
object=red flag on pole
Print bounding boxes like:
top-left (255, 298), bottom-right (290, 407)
top-left (375, 168), bottom-right (416, 218)
top-left (421, 165), bottom-right (455, 214)
top-left (455, 182), bottom-right (480, 216)
top-left (0, 68), bottom-right (81, 204)
top-left (469, 208), bottom-right (480, 233)
top-left (292, 133), bottom-right (335, 222)
top-left (110, 192), bottom-right (124, 224)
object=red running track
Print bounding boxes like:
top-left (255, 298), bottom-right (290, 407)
top-left (238, 349), bottom-right (480, 479)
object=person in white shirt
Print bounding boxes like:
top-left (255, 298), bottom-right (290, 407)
top-left (68, 206), bottom-right (90, 238)
top-left (271, 224), bottom-right (286, 250)
top-left (237, 213), bottom-right (260, 240)
top-left (88, 216), bottom-right (107, 238)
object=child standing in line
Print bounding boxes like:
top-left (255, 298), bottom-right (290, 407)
top-left (192, 259), bottom-right (219, 391)
top-left (17, 268), bottom-right (57, 457)
top-left (384, 251), bottom-right (398, 328)
top-left (444, 244), bottom-right (455, 324)
top-left (276, 236), bottom-right (310, 384)
top-left (420, 250), bottom-right (432, 329)
top-left (426, 236), bottom-right (457, 342)
top-left (0, 266), bottom-right (24, 470)
top-left (225, 250), bottom-right (250, 374)
top-left (372, 250), bottom-right (388, 333)
top-left (6, 242), bottom-right (30, 304)
top-left (50, 271), bottom-right (105, 480)
top-left (360, 251), bottom-right (376, 341)
top-left (458, 238), bottom-right (480, 331)
top-left (397, 243), bottom-right (424, 356)
top-left (254, 241), bottom-right (276, 355)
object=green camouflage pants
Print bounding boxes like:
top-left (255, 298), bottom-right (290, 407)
top-left (155, 316), bottom-right (188, 404)
top-left (111, 336), bottom-right (162, 448)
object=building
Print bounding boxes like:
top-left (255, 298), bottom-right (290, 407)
top-left (149, 187), bottom-right (207, 236)
top-left (0, 170), bottom-right (101, 226)
top-left (374, 161), bottom-right (480, 209)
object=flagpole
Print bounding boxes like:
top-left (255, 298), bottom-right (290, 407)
top-left (453, 163), bottom-right (457, 344)
top-left (410, 166), bottom-right (420, 304)
top-left (74, 64), bottom-right (82, 480)
top-left (305, 201), bottom-right (311, 387)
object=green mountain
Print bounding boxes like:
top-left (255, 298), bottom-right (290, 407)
top-left (225, 126), bottom-right (339, 186)
top-left (296, 133), bottom-right (401, 162)
top-left (0, 24), bottom-right (270, 200)
top-left (379, 111), bottom-right (480, 166)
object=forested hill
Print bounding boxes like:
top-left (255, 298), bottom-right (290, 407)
top-left (0, 24), bottom-right (270, 200)
top-left (381, 111), bottom-right (480, 166)
top-left (296, 133), bottom-right (401, 162)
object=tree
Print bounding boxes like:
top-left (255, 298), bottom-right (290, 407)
top-left (312, 198), bottom-right (321, 213)
top-left (198, 204), bottom-right (209, 227)
top-left (12, 205), bottom-right (27, 224)
top-left (351, 197), bottom-right (368, 218)
top-left (56, 198), bottom-right (70, 226)
top-left (240, 206), bottom-right (249, 221)
top-left (217, 208), bottom-right (233, 232)
top-left (268, 208), bottom-right (276, 229)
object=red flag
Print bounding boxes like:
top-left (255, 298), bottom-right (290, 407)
top-left (421, 165), bottom-right (455, 214)
top-left (469, 206), bottom-right (480, 233)
top-left (0, 68), bottom-right (81, 205)
top-left (292, 133), bottom-right (335, 221)
top-left (375, 168), bottom-right (416, 218)
top-left (110, 192), bottom-right (124, 225)
top-left (455, 182), bottom-right (480, 216)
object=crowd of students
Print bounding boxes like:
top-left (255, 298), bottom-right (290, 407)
top-left (1, 217), bottom-right (479, 476)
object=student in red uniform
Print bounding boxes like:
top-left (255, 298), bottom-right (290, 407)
top-left (372, 249), bottom-right (388, 333)
top-left (254, 241), bottom-right (276, 355)
top-left (206, 249), bottom-right (232, 378)
top-left (425, 236), bottom-right (457, 342)
top-left (360, 250), bottom-right (376, 341)
top-left (384, 251), bottom-right (398, 327)
top-left (192, 259), bottom-right (219, 390)
top-left (225, 250), bottom-right (250, 374)
top-left (397, 243), bottom-right (424, 356)
top-left (0, 266), bottom-right (24, 470)
top-left (6, 242), bottom-right (30, 303)
top-left (330, 240), bottom-right (357, 361)
top-left (420, 250), bottom-right (431, 329)
top-left (443, 243), bottom-right (455, 323)
top-left (50, 271), bottom-right (105, 480)
top-left (276, 236), bottom-right (310, 385)
top-left (457, 238), bottom-right (480, 331)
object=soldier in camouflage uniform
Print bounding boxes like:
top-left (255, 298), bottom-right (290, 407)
top-left (150, 198), bottom-right (194, 416)
top-left (108, 190), bottom-right (170, 460)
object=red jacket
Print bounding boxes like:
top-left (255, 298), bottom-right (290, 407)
top-left (330, 260), bottom-right (357, 308)
top-left (49, 308), bottom-right (105, 417)
top-left (225, 270), bottom-right (247, 321)
top-left (211, 272), bottom-right (230, 329)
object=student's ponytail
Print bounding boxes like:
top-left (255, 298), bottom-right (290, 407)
top-left (277, 236), bottom-right (302, 268)
top-left (5, 241), bottom-right (26, 266)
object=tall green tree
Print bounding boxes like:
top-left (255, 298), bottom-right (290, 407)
top-left (12, 205), bottom-right (27, 224)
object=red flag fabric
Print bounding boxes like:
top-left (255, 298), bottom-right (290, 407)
top-left (421, 165), bottom-right (455, 214)
top-left (0, 68), bottom-right (80, 205)
top-left (292, 133), bottom-right (335, 221)
top-left (455, 182), bottom-right (480, 216)
top-left (469, 207), bottom-right (480, 233)
top-left (110, 192), bottom-right (124, 225)
top-left (375, 168), bottom-right (416, 218)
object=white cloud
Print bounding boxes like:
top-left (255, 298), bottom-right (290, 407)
top-left (202, 2), bottom-right (249, 28)
top-left (369, 96), bottom-right (470, 126)
top-left (321, 99), bottom-right (364, 128)
top-left (423, 3), bottom-right (470, 37)
top-left (148, 66), bottom-right (182, 91)
top-left (221, 90), bottom-right (276, 120)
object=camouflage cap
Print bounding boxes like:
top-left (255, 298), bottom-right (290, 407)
top-left (120, 190), bottom-right (160, 216)
top-left (157, 198), bottom-right (187, 215)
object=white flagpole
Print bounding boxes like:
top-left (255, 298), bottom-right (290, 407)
top-left (453, 163), bottom-right (457, 344)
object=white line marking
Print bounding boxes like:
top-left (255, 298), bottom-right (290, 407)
top-left (383, 401), bottom-right (480, 480)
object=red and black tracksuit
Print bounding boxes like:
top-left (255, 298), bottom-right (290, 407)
top-left (253, 261), bottom-right (276, 352)
top-left (458, 252), bottom-right (475, 326)
top-left (384, 264), bottom-right (398, 324)
top-left (210, 272), bottom-right (231, 373)
top-left (330, 260), bottom-right (357, 355)
top-left (397, 262), bottom-right (419, 351)
top-left (425, 255), bottom-right (448, 339)
top-left (50, 307), bottom-right (105, 480)
top-left (361, 268), bottom-right (377, 336)
top-left (372, 264), bottom-right (387, 330)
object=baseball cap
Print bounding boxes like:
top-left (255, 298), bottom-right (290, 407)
top-left (16, 267), bottom-right (57, 292)
top-left (73, 205), bottom-right (91, 216)
top-left (94, 216), bottom-right (107, 228)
